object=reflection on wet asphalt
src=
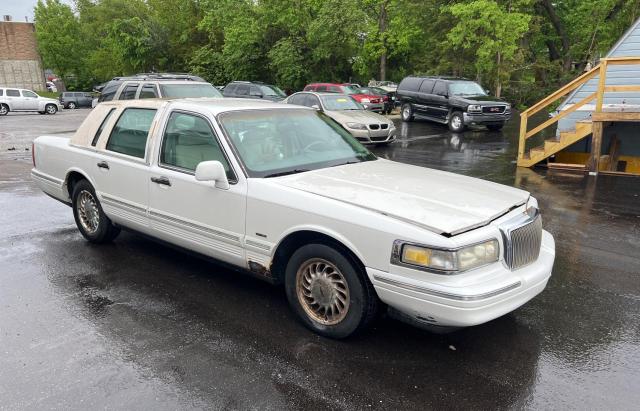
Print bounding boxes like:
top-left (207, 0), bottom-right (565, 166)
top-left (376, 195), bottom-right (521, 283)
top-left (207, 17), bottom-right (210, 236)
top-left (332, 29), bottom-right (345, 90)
top-left (0, 113), bottom-right (639, 409)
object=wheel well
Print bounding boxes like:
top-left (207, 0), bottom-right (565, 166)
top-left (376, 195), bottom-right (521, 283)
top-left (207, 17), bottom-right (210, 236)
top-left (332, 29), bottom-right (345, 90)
top-left (270, 230), bottom-right (366, 284)
top-left (65, 171), bottom-right (87, 199)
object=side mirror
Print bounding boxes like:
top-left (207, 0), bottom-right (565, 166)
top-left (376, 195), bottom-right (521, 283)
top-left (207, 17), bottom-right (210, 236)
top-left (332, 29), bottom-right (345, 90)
top-left (311, 104), bottom-right (321, 110)
top-left (195, 160), bottom-right (230, 190)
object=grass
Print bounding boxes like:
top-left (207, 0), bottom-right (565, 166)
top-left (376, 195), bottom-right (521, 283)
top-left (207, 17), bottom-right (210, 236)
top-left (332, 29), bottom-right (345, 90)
top-left (37, 91), bottom-right (60, 99)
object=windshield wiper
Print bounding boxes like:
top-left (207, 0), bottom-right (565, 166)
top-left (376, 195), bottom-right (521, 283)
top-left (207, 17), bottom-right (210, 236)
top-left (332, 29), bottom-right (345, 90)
top-left (264, 169), bottom-right (310, 178)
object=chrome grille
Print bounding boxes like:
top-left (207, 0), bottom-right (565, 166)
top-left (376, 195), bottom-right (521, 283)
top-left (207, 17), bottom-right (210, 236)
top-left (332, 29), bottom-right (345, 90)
top-left (482, 105), bottom-right (506, 114)
top-left (505, 214), bottom-right (542, 270)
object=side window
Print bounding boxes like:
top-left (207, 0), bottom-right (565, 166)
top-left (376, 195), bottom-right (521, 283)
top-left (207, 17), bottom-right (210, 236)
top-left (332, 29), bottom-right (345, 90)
top-left (99, 82), bottom-right (121, 102)
top-left (91, 108), bottom-right (116, 147)
top-left (0, 89), bottom-right (3, 96)
top-left (288, 94), bottom-right (305, 105)
top-left (106, 108), bottom-right (156, 158)
top-left (419, 80), bottom-right (435, 93)
top-left (222, 84), bottom-right (236, 96)
top-left (139, 84), bottom-right (158, 99)
top-left (317, 85), bottom-right (328, 92)
top-left (7, 89), bottom-right (20, 97)
top-left (160, 112), bottom-right (234, 179)
top-left (304, 94), bottom-right (320, 108)
top-left (22, 90), bottom-right (38, 98)
top-left (249, 85), bottom-right (262, 97)
top-left (119, 84), bottom-right (139, 100)
top-left (303, 85), bottom-right (313, 91)
top-left (236, 85), bottom-right (249, 96)
top-left (329, 86), bottom-right (340, 92)
top-left (433, 81), bottom-right (448, 96)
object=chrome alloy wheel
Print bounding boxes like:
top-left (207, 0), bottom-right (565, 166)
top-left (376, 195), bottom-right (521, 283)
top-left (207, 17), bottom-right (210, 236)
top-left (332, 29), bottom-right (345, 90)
top-left (451, 114), bottom-right (462, 130)
top-left (0, 105), bottom-right (8, 115)
top-left (77, 190), bottom-right (100, 234)
top-left (46, 105), bottom-right (57, 114)
top-left (296, 258), bottom-right (350, 326)
top-left (402, 105), bottom-right (410, 119)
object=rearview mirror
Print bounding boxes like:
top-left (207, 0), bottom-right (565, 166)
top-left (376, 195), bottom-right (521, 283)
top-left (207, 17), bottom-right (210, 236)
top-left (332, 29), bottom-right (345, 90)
top-left (195, 160), bottom-right (229, 190)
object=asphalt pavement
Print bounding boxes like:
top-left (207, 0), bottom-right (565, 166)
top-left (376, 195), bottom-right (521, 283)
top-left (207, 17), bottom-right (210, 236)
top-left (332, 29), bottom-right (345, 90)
top-left (0, 109), bottom-right (638, 410)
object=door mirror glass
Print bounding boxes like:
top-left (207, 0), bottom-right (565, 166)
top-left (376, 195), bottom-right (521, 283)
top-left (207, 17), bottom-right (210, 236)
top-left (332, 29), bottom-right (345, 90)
top-left (311, 104), bottom-right (320, 110)
top-left (195, 161), bottom-right (230, 189)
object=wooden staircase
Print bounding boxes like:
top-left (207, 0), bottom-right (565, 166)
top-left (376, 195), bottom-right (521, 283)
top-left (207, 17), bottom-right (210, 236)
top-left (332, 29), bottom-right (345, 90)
top-left (517, 57), bottom-right (640, 168)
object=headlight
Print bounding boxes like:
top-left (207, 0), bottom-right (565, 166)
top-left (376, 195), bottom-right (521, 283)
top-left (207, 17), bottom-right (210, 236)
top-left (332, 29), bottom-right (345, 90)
top-left (467, 104), bottom-right (482, 113)
top-left (395, 239), bottom-right (499, 273)
top-left (361, 98), bottom-right (370, 103)
top-left (346, 122), bottom-right (367, 130)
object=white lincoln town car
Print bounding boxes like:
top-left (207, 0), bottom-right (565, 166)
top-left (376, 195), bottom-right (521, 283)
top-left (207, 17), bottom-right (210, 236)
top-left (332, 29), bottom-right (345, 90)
top-left (31, 98), bottom-right (555, 338)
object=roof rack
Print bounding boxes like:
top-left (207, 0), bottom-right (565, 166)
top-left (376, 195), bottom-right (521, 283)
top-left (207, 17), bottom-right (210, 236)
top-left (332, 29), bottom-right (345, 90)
top-left (110, 73), bottom-right (206, 82)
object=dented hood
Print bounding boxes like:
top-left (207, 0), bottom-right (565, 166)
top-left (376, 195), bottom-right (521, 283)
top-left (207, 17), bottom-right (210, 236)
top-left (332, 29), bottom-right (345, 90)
top-left (274, 159), bottom-right (529, 235)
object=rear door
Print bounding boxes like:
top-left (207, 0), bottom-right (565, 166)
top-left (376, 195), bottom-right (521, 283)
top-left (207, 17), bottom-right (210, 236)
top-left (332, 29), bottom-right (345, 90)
top-left (5, 89), bottom-right (23, 110)
top-left (147, 110), bottom-right (246, 266)
top-left (416, 79), bottom-right (435, 116)
top-left (431, 81), bottom-right (450, 121)
top-left (92, 107), bottom-right (157, 233)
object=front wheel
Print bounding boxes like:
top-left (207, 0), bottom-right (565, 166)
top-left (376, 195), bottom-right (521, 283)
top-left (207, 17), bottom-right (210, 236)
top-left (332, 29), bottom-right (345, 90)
top-left (401, 103), bottom-right (414, 122)
top-left (72, 179), bottom-right (120, 243)
top-left (487, 123), bottom-right (504, 131)
top-left (285, 243), bottom-right (379, 339)
top-left (45, 104), bottom-right (58, 114)
top-left (448, 111), bottom-right (465, 132)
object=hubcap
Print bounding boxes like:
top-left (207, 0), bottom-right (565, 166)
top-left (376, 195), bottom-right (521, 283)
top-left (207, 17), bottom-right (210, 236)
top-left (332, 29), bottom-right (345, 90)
top-left (77, 190), bottom-right (100, 234)
top-left (69, 103), bottom-right (75, 109)
top-left (0, 106), bottom-right (7, 115)
top-left (403, 106), bottom-right (410, 119)
top-left (296, 258), bottom-right (350, 326)
top-left (451, 115), bottom-right (462, 129)
top-left (47, 105), bottom-right (56, 114)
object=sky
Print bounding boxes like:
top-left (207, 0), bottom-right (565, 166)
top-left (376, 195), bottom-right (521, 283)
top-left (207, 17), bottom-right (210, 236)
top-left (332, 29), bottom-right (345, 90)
top-left (0, 0), bottom-right (74, 22)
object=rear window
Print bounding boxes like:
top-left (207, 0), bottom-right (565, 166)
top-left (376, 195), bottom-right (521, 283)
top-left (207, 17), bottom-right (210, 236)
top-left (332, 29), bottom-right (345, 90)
top-left (159, 83), bottom-right (222, 98)
top-left (398, 77), bottom-right (422, 92)
top-left (106, 108), bottom-right (156, 158)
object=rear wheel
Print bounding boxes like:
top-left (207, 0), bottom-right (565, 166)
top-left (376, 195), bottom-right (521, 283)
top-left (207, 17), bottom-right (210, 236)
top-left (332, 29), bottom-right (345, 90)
top-left (448, 111), bottom-right (465, 132)
top-left (72, 179), bottom-right (120, 243)
top-left (45, 104), bottom-right (58, 115)
top-left (67, 102), bottom-right (77, 109)
top-left (0, 104), bottom-right (8, 116)
top-left (285, 243), bottom-right (378, 339)
top-left (401, 103), bottom-right (414, 122)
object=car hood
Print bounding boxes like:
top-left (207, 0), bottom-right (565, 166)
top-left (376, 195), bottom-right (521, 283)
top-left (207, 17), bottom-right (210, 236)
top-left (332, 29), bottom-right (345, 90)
top-left (325, 109), bottom-right (391, 124)
top-left (273, 159), bottom-right (529, 235)
top-left (40, 97), bottom-right (60, 104)
top-left (452, 95), bottom-right (508, 104)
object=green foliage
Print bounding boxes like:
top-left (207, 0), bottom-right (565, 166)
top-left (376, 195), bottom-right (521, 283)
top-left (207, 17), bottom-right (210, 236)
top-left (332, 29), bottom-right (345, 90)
top-left (32, 0), bottom-right (640, 104)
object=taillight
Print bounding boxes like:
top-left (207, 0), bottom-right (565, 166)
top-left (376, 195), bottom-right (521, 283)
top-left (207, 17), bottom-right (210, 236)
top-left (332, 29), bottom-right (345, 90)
top-left (31, 142), bottom-right (36, 167)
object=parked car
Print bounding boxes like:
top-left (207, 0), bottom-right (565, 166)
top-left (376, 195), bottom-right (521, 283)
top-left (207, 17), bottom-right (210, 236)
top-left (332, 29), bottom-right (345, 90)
top-left (60, 91), bottom-right (94, 109)
top-left (31, 98), bottom-right (555, 339)
top-left (354, 87), bottom-right (394, 114)
top-left (96, 73), bottom-right (222, 104)
top-left (0, 87), bottom-right (62, 115)
top-left (368, 80), bottom-right (398, 93)
top-left (222, 81), bottom-right (286, 101)
top-left (396, 76), bottom-right (511, 132)
top-left (285, 92), bottom-right (396, 144)
top-left (303, 83), bottom-right (384, 112)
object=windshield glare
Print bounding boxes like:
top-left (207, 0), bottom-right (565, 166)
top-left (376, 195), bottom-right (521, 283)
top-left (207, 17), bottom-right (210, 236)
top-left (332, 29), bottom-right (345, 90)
top-left (160, 83), bottom-right (223, 98)
top-left (448, 81), bottom-right (487, 96)
top-left (260, 85), bottom-right (286, 97)
top-left (321, 95), bottom-right (362, 111)
top-left (219, 109), bottom-right (376, 177)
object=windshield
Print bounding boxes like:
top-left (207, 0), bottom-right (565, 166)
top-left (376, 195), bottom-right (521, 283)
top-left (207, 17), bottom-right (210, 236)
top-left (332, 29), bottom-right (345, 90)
top-left (341, 85), bottom-right (357, 94)
top-left (260, 85), bottom-right (286, 97)
top-left (448, 81), bottom-right (487, 96)
top-left (218, 109), bottom-right (376, 178)
top-left (321, 95), bottom-right (362, 111)
top-left (159, 83), bottom-right (223, 98)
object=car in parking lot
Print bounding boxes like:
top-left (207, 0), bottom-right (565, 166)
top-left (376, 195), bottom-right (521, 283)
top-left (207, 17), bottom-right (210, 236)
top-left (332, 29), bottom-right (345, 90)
top-left (31, 97), bottom-right (554, 339)
top-left (96, 73), bottom-right (222, 104)
top-left (285, 91), bottom-right (396, 144)
top-left (354, 86), bottom-right (394, 114)
top-left (303, 83), bottom-right (384, 112)
top-left (60, 92), bottom-right (94, 109)
top-left (0, 87), bottom-right (62, 115)
top-left (222, 81), bottom-right (286, 101)
top-left (397, 76), bottom-right (511, 132)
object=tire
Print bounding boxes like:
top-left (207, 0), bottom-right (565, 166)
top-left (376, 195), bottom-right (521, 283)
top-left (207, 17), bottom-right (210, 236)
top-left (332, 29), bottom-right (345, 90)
top-left (67, 102), bottom-right (76, 109)
top-left (0, 104), bottom-right (8, 116)
top-left (448, 111), bottom-right (465, 132)
top-left (401, 103), bottom-right (414, 122)
top-left (285, 243), bottom-right (379, 339)
top-left (72, 179), bottom-right (120, 243)
top-left (487, 123), bottom-right (504, 131)
top-left (45, 104), bottom-right (58, 114)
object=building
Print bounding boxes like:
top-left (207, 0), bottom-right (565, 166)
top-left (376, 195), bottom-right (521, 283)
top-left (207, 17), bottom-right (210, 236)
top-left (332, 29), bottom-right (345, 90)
top-left (0, 16), bottom-right (46, 91)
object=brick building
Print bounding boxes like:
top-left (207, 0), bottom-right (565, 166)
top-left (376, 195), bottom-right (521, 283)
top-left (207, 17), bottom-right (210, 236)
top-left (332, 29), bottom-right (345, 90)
top-left (0, 17), bottom-right (46, 91)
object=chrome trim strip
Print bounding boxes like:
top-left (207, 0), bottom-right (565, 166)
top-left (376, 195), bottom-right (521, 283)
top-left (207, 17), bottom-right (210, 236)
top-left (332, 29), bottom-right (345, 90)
top-left (245, 239), bottom-right (271, 251)
top-left (373, 275), bottom-right (521, 301)
top-left (148, 210), bottom-right (241, 243)
top-left (101, 194), bottom-right (146, 214)
top-left (31, 170), bottom-right (63, 185)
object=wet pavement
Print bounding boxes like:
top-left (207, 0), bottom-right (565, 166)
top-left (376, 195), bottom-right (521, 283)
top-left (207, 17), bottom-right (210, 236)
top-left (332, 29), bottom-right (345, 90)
top-left (1, 112), bottom-right (639, 409)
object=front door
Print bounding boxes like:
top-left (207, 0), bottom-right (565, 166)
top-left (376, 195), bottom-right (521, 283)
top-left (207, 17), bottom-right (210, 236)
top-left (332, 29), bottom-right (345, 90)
top-left (20, 90), bottom-right (40, 110)
top-left (148, 110), bottom-right (246, 267)
top-left (92, 107), bottom-right (157, 233)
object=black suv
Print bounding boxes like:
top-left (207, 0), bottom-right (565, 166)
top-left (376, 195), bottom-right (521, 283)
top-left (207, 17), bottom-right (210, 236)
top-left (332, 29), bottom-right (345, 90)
top-left (396, 76), bottom-right (511, 132)
top-left (222, 81), bottom-right (286, 101)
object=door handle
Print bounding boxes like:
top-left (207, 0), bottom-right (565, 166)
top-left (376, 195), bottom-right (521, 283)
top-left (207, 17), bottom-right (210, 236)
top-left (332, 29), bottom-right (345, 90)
top-left (97, 161), bottom-right (109, 169)
top-left (151, 176), bottom-right (171, 186)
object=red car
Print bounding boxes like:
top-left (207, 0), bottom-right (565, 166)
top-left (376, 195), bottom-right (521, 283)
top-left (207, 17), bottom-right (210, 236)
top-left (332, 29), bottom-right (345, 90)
top-left (303, 83), bottom-right (384, 112)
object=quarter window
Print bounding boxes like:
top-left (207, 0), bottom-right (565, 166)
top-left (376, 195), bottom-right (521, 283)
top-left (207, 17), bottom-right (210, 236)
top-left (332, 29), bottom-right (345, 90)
top-left (106, 108), bottom-right (156, 158)
top-left (0, 89), bottom-right (4, 96)
top-left (6, 89), bottom-right (20, 97)
top-left (139, 84), bottom-right (158, 99)
top-left (419, 80), bottom-right (435, 93)
top-left (91, 108), bottom-right (116, 147)
top-left (160, 112), bottom-right (233, 179)
top-left (119, 84), bottom-right (139, 100)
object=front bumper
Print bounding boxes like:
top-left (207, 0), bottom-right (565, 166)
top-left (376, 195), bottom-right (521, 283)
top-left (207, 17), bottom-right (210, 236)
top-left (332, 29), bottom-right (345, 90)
top-left (350, 126), bottom-right (397, 144)
top-left (367, 230), bottom-right (555, 327)
top-left (463, 112), bottom-right (511, 125)
top-left (361, 102), bottom-right (384, 112)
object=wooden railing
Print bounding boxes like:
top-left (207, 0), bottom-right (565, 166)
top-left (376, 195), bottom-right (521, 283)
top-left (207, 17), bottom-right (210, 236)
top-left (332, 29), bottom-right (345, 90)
top-left (518, 56), bottom-right (640, 160)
